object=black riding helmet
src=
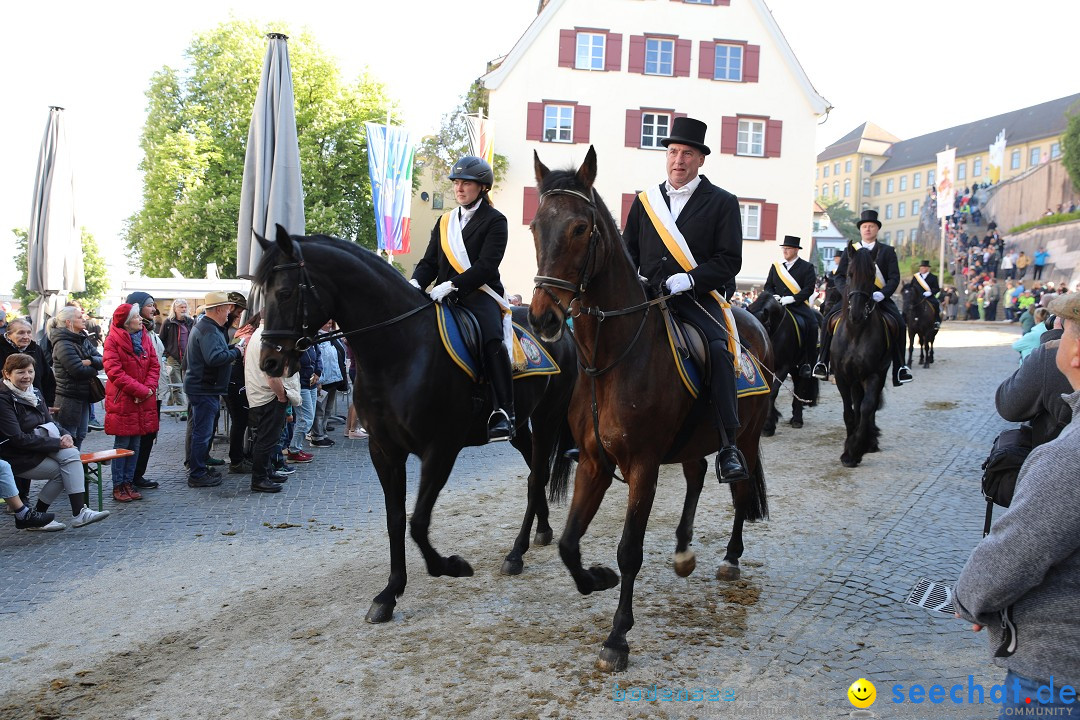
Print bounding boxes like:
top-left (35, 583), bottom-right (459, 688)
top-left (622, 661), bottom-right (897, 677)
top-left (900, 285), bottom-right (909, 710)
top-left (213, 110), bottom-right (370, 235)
top-left (449, 155), bottom-right (493, 189)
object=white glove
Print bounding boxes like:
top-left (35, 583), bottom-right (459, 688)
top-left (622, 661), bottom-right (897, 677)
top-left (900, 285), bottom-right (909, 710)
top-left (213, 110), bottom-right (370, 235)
top-left (780, 296), bottom-right (795, 306)
top-left (773, 295), bottom-right (782, 303)
top-left (872, 291), bottom-right (885, 302)
top-left (923, 290), bottom-right (932, 297)
top-left (430, 281), bottom-right (456, 303)
top-left (409, 279), bottom-right (421, 290)
top-left (664, 273), bottom-right (694, 294)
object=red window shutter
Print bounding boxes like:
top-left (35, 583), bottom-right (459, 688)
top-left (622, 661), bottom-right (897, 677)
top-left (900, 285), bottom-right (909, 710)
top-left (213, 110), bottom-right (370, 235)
top-left (717, 0), bottom-right (731, 5)
top-left (625, 109), bottom-right (643, 147)
top-left (744, 44), bottom-right (760, 83)
top-left (559, 30), bottom-right (575, 68)
top-left (621, 193), bottom-right (637, 230)
top-left (523, 187), bottom-right (539, 225)
top-left (720, 116), bottom-right (738, 155)
top-left (605, 32), bottom-right (622, 71)
top-left (761, 202), bottom-right (778, 241)
top-left (573, 105), bottom-right (591, 144)
top-left (674, 111), bottom-right (687, 120)
top-left (526, 102), bottom-right (543, 141)
top-left (698, 41), bottom-right (715, 79)
top-left (674, 38), bottom-right (692, 77)
top-left (628, 35), bottom-right (645, 74)
top-left (765, 119), bottom-right (783, 158)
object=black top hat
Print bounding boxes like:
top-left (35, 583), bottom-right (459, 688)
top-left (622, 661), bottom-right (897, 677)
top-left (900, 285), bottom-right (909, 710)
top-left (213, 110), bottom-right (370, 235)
top-left (779, 235), bottom-right (802, 249)
top-left (661, 117), bottom-right (710, 155)
top-left (919, 259), bottom-right (931, 267)
top-left (856, 209), bottom-right (882, 228)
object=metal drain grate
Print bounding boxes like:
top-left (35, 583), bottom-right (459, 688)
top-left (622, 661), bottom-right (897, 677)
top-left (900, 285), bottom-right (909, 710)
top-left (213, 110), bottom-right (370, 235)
top-left (905, 578), bottom-right (956, 615)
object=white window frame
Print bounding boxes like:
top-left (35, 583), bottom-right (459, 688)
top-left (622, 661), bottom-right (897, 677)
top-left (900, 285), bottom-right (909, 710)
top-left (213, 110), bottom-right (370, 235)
top-left (957, 162), bottom-right (966, 180)
top-left (644, 37), bottom-right (674, 76)
top-left (821, 184), bottom-right (829, 197)
top-left (927, 170), bottom-right (935, 186)
top-left (862, 179), bottom-right (871, 196)
top-left (886, 178), bottom-right (894, 193)
top-left (543, 105), bottom-right (574, 143)
top-left (834, 162), bottom-right (840, 175)
top-left (913, 172), bottom-right (922, 189)
top-left (864, 159), bottom-right (872, 172)
top-left (575, 32), bottom-right (605, 71)
top-left (823, 165), bottom-right (830, 178)
top-left (885, 204), bottom-right (893, 220)
top-left (845, 160), bottom-right (852, 173)
top-left (1010, 149), bottom-right (1021, 170)
top-left (640, 112), bottom-right (671, 150)
top-left (973, 157), bottom-right (983, 177)
top-left (740, 202), bottom-right (761, 240)
top-left (899, 175), bottom-right (907, 191)
top-left (833, 182), bottom-right (839, 197)
top-left (912, 198), bottom-right (920, 215)
top-left (1030, 148), bottom-right (1041, 166)
top-left (736, 118), bottom-right (765, 157)
top-left (898, 201), bottom-right (906, 218)
top-left (897, 228), bottom-right (905, 242)
top-left (713, 43), bottom-right (743, 81)
top-left (843, 179), bottom-right (851, 197)
top-left (1051, 142), bottom-right (1061, 159)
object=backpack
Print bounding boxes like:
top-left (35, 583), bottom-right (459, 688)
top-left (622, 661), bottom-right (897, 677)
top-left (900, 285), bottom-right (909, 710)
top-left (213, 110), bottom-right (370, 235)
top-left (980, 425), bottom-right (1032, 536)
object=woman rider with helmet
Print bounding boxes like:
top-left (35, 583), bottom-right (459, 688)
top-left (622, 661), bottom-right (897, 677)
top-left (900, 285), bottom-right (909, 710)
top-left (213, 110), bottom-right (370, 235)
top-left (410, 156), bottom-right (515, 442)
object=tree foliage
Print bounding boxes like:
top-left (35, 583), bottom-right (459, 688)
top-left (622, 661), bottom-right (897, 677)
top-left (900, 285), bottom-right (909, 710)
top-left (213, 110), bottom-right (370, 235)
top-left (819, 198), bottom-right (860, 244)
top-left (12, 227), bottom-right (109, 314)
top-left (416, 79), bottom-right (508, 195)
top-left (1062, 103), bottom-right (1080, 193)
top-left (125, 19), bottom-right (400, 277)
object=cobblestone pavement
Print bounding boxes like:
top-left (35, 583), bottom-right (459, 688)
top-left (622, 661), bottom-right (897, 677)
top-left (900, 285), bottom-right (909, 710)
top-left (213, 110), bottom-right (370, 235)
top-left (0, 323), bottom-right (1036, 719)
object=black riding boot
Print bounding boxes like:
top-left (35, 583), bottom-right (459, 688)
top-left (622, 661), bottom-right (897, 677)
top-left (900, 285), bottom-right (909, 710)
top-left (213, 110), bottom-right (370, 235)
top-left (812, 323), bottom-right (833, 380)
top-left (893, 317), bottom-right (913, 386)
top-left (484, 343), bottom-right (515, 442)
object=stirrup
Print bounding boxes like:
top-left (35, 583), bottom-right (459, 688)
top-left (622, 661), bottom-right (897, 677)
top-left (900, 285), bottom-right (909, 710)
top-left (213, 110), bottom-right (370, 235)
top-left (896, 366), bottom-right (914, 384)
top-left (487, 408), bottom-right (514, 442)
top-left (811, 362), bottom-right (829, 381)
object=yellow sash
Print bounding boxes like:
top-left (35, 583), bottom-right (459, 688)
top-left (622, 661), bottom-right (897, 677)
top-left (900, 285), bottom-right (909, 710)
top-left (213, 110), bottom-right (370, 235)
top-left (773, 261), bottom-right (809, 305)
top-left (639, 189), bottom-right (740, 371)
top-left (914, 273), bottom-right (932, 294)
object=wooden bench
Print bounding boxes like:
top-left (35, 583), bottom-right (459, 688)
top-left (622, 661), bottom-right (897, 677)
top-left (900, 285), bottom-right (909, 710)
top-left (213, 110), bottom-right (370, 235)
top-left (81, 449), bottom-right (135, 510)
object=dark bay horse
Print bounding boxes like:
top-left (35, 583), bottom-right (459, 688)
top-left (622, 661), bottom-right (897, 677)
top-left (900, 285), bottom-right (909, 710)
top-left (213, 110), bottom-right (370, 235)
top-left (254, 226), bottom-right (577, 621)
top-left (832, 245), bottom-right (892, 468)
top-left (529, 147), bottom-right (773, 671)
top-left (747, 293), bottom-right (820, 434)
top-left (901, 281), bottom-right (937, 369)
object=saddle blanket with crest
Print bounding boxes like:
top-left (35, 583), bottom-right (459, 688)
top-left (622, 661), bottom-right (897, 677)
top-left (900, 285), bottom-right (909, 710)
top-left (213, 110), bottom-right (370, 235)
top-left (436, 303), bottom-right (559, 382)
top-left (663, 316), bottom-right (770, 400)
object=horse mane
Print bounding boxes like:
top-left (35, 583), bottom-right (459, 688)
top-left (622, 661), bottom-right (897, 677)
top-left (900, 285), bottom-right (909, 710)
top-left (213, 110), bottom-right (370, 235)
top-left (537, 167), bottom-right (623, 251)
top-left (254, 233), bottom-right (409, 290)
top-left (847, 247), bottom-right (877, 290)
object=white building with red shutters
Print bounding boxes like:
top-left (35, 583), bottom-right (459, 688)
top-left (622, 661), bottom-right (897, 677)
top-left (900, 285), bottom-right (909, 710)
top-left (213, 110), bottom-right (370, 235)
top-left (481, 0), bottom-right (829, 293)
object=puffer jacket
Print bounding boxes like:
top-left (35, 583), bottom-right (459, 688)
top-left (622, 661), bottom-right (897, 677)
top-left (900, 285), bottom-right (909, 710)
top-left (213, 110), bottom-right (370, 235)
top-left (0, 385), bottom-right (63, 475)
top-left (103, 304), bottom-right (159, 437)
top-left (50, 325), bottom-right (103, 400)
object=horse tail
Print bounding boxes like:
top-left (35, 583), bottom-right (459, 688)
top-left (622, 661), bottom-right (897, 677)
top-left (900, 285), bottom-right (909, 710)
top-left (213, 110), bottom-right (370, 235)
top-left (547, 418), bottom-right (576, 504)
top-left (731, 451), bottom-right (769, 522)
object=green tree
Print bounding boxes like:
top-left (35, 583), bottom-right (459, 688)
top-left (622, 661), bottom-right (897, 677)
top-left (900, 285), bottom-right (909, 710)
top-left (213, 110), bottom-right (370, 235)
top-left (1062, 102), bottom-right (1080, 193)
top-left (819, 198), bottom-right (860, 244)
top-left (125, 19), bottom-right (401, 277)
top-left (12, 227), bottom-right (108, 313)
top-left (416, 79), bottom-right (508, 195)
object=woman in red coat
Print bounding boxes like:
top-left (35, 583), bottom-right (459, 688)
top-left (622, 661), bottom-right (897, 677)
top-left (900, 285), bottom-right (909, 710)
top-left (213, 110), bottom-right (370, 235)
top-left (103, 304), bottom-right (159, 503)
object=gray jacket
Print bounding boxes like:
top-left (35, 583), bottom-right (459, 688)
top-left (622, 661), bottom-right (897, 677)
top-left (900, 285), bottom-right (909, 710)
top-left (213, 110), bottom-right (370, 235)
top-left (994, 339), bottom-right (1072, 445)
top-left (955, 389), bottom-right (1080, 687)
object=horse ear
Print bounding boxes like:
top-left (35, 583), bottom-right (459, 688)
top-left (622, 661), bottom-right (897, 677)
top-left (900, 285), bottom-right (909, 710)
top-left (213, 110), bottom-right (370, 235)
top-left (254, 230), bottom-right (271, 251)
top-left (534, 150), bottom-right (549, 184)
top-left (274, 224), bottom-right (293, 257)
top-left (576, 145), bottom-right (598, 189)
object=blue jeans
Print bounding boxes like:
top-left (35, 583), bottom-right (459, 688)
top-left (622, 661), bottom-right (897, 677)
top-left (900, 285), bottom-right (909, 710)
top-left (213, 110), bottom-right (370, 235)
top-left (56, 396), bottom-right (90, 449)
top-left (187, 394), bottom-right (221, 478)
top-left (0, 459), bottom-right (17, 500)
top-left (999, 670), bottom-right (1078, 718)
top-left (289, 388), bottom-right (316, 452)
top-left (111, 435), bottom-right (141, 488)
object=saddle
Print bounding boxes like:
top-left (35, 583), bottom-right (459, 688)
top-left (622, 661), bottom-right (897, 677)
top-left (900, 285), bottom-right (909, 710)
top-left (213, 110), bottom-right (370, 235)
top-left (827, 308), bottom-right (900, 349)
top-left (436, 303), bottom-right (559, 382)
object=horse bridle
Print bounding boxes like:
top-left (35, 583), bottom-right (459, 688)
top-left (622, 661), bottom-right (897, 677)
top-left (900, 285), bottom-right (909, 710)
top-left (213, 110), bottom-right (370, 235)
top-left (845, 289), bottom-right (877, 323)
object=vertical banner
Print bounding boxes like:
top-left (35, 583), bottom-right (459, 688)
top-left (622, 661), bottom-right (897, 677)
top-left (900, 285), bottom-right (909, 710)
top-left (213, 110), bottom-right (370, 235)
top-left (935, 147), bottom-right (956, 220)
top-left (365, 122), bottom-right (414, 255)
top-left (987, 129), bottom-right (1006, 184)
top-left (466, 112), bottom-right (495, 166)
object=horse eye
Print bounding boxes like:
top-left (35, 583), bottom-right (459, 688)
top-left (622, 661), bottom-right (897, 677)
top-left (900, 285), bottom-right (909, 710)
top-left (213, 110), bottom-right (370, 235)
top-left (573, 222), bottom-right (588, 236)
top-left (276, 289), bottom-right (292, 301)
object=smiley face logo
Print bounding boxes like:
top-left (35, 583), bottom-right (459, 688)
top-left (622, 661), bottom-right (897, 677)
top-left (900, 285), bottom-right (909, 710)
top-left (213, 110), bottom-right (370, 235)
top-left (847, 678), bottom-right (876, 708)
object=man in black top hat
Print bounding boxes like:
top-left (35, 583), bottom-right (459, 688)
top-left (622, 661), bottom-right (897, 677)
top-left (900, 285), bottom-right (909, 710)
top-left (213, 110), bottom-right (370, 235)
top-left (912, 259), bottom-right (942, 330)
top-left (623, 116), bottom-right (748, 483)
top-left (763, 236), bottom-right (818, 377)
top-left (812, 209), bottom-right (914, 386)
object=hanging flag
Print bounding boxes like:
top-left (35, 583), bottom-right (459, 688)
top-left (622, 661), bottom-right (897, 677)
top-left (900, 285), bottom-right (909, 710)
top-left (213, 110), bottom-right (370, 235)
top-left (365, 122), bottom-right (414, 254)
top-left (936, 147), bottom-right (956, 220)
top-left (987, 129), bottom-right (1006, 184)
top-left (466, 113), bottom-right (495, 166)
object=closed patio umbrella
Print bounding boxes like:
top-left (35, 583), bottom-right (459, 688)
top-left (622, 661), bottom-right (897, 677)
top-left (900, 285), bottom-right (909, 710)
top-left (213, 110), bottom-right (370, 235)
top-left (27, 106), bottom-right (84, 341)
top-left (236, 32), bottom-right (305, 283)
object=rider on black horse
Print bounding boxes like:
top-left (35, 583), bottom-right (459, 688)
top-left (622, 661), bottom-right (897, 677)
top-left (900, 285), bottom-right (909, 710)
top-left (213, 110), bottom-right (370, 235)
top-left (912, 259), bottom-right (942, 330)
top-left (410, 156), bottom-right (516, 442)
top-left (813, 209), bottom-right (914, 387)
top-left (622, 117), bottom-right (748, 483)
top-left (762, 235), bottom-right (818, 378)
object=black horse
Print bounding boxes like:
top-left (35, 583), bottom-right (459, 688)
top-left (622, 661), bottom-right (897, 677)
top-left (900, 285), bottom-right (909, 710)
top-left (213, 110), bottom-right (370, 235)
top-left (255, 226), bottom-right (577, 622)
top-left (901, 281), bottom-right (937, 369)
top-left (747, 293), bottom-right (820, 434)
top-left (832, 245), bottom-right (892, 468)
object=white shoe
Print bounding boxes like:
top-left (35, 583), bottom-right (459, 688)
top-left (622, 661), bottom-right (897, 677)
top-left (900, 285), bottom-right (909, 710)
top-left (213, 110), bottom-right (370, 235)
top-left (71, 506), bottom-right (110, 528)
top-left (26, 519), bottom-right (67, 532)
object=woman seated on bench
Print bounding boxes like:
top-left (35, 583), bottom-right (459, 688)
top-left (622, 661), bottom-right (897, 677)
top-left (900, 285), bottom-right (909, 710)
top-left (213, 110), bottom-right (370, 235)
top-left (0, 353), bottom-right (110, 529)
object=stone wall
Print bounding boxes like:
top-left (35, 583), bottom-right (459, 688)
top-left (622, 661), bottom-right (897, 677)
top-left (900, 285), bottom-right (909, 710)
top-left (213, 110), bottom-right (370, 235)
top-left (984, 159), bottom-right (1078, 233)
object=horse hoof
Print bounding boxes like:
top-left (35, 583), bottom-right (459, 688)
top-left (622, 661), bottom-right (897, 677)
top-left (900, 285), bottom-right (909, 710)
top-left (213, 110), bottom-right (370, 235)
top-left (789, 419), bottom-right (803, 429)
top-left (534, 529), bottom-right (553, 546)
top-left (589, 565), bottom-right (620, 592)
top-left (365, 601), bottom-right (395, 624)
top-left (762, 427), bottom-right (775, 437)
top-left (500, 558), bottom-right (524, 576)
top-left (597, 646), bottom-right (629, 673)
top-left (446, 555), bottom-right (475, 577)
top-left (715, 562), bottom-right (740, 581)
top-left (841, 456), bottom-right (860, 468)
top-left (673, 551), bottom-right (697, 577)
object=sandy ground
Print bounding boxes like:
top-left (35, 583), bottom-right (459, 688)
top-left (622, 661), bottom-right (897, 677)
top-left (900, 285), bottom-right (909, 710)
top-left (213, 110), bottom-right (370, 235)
top-left (0, 324), bottom-right (1021, 720)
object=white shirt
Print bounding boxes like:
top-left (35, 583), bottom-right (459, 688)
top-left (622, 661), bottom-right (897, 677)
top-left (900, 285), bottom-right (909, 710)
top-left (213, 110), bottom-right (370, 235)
top-left (664, 176), bottom-right (701, 221)
top-left (860, 241), bottom-right (877, 251)
top-left (458, 202), bottom-right (480, 230)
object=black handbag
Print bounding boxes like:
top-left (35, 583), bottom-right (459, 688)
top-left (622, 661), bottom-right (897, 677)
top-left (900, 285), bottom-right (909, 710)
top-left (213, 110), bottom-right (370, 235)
top-left (980, 425), bottom-right (1032, 536)
top-left (87, 375), bottom-right (106, 404)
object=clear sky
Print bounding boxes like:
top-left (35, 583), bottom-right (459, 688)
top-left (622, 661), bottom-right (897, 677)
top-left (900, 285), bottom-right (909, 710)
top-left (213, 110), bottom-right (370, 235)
top-left (2, 0), bottom-right (1077, 296)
